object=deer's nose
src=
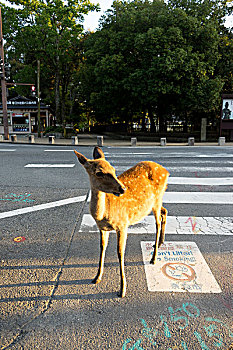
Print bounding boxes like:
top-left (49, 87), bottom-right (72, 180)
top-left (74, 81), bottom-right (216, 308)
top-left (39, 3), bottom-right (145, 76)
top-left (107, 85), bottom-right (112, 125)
top-left (119, 186), bottom-right (126, 194)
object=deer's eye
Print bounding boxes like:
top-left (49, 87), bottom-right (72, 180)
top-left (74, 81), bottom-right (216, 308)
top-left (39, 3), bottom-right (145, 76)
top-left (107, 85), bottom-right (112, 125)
top-left (96, 172), bottom-right (104, 177)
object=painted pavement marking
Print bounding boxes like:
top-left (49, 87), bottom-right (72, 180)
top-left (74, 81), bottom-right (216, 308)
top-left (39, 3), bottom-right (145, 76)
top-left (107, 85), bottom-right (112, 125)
top-left (13, 236), bottom-right (26, 243)
top-left (0, 149), bottom-right (16, 152)
top-left (79, 214), bottom-right (233, 235)
top-left (106, 152), bottom-right (233, 158)
top-left (163, 192), bottom-right (233, 204)
top-left (44, 149), bottom-right (75, 152)
top-left (168, 177), bottom-right (233, 185)
top-left (112, 160), bottom-right (233, 165)
top-left (105, 153), bottom-right (155, 156)
top-left (115, 165), bottom-right (233, 173)
top-left (112, 159), bottom-right (233, 164)
top-left (87, 191), bottom-right (233, 204)
top-left (141, 241), bottom-right (222, 293)
top-left (0, 195), bottom-right (86, 219)
top-left (24, 164), bottom-right (75, 168)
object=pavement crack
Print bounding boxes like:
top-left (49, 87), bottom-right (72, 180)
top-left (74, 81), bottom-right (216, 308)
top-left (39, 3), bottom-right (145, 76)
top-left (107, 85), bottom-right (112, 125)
top-left (175, 216), bottom-right (181, 234)
top-left (41, 190), bottom-right (89, 313)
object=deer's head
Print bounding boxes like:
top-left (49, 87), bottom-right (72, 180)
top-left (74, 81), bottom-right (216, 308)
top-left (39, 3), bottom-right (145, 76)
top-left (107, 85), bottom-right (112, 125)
top-left (74, 147), bottom-right (126, 197)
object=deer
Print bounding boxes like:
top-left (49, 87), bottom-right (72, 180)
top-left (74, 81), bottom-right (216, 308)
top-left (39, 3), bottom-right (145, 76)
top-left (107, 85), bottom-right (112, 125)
top-left (74, 147), bottom-right (169, 297)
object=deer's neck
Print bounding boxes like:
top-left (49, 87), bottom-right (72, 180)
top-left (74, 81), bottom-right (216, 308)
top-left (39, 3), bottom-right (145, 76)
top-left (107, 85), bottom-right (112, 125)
top-left (90, 188), bottom-right (106, 221)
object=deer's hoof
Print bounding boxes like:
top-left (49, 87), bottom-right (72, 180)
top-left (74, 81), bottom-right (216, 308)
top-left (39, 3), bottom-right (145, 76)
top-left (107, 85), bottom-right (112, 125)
top-left (118, 290), bottom-right (126, 298)
top-left (92, 277), bottom-right (101, 284)
top-left (150, 258), bottom-right (156, 265)
top-left (158, 241), bottom-right (164, 248)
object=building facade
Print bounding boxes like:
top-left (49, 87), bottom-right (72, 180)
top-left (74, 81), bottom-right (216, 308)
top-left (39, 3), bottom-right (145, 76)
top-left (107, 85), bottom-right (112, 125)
top-left (0, 95), bottom-right (51, 135)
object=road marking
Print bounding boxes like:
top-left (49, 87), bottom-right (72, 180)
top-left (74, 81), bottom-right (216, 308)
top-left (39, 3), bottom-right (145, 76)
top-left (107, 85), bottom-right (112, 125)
top-left (162, 262), bottom-right (196, 282)
top-left (13, 236), bottom-right (26, 243)
top-left (105, 153), bottom-right (155, 156)
top-left (24, 164), bottom-right (75, 168)
top-left (110, 159), bottom-right (233, 165)
top-left (79, 214), bottom-right (233, 235)
top-left (0, 195), bottom-right (86, 219)
top-left (106, 153), bottom-right (233, 158)
top-left (141, 241), bottom-right (222, 293)
top-left (168, 177), bottom-right (233, 185)
top-left (87, 191), bottom-right (233, 204)
top-left (44, 150), bottom-right (75, 152)
top-left (0, 149), bottom-right (16, 152)
top-left (115, 165), bottom-right (233, 173)
top-left (163, 192), bottom-right (233, 204)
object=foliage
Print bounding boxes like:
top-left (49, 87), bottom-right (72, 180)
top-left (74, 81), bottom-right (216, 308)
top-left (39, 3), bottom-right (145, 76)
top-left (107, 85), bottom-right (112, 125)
top-left (79, 0), bottom-right (233, 131)
top-left (1, 0), bottom-right (233, 133)
top-left (44, 126), bottom-right (64, 134)
top-left (0, 0), bottom-right (99, 130)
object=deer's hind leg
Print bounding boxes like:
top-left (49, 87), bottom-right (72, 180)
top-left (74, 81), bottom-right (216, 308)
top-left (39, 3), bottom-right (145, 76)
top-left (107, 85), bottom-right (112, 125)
top-left (92, 230), bottom-right (110, 284)
top-left (159, 206), bottom-right (167, 247)
top-left (150, 206), bottom-right (162, 265)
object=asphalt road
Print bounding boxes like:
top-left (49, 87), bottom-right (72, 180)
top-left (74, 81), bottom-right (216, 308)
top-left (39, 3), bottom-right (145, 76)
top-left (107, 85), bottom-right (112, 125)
top-left (0, 144), bottom-right (232, 350)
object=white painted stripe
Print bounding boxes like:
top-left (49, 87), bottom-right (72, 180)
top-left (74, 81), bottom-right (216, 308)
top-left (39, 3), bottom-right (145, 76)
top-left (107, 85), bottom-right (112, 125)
top-left (87, 190), bottom-right (233, 203)
top-left (0, 149), bottom-right (16, 152)
top-left (197, 154), bottom-right (233, 158)
top-left (110, 159), bottom-right (233, 165)
top-left (86, 179), bottom-right (233, 188)
top-left (105, 153), bottom-right (155, 156)
top-left (0, 196), bottom-right (86, 219)
top-left (168, 177), bottom-right (233, 185)
top-left (163, 192), bottom-right (233, 204)
top-left (79, 214), bottom-right (233, 235)
top-left (44, 150), bottom-right (74, 152)
top-left (24, 164), bottom-right (75, 168)
top-left (106, 153), bottom-right (233, 158)
top-left (115, 166), bottom-right (233, 172)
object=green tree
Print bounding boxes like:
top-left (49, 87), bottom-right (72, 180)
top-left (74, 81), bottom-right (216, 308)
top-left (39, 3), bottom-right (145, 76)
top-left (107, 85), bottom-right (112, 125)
top-left (1, 0), bottom-right (99, 133)
top-left (80, 0), bottom-right (232, 133)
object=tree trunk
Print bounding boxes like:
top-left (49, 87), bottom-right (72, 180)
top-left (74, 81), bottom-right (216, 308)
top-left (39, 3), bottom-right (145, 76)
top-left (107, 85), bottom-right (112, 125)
top-left (159, 114), bottom-right (167, 132)
top-left (157, 103), bottom-right (167, 133)
top-left (183, 120), bottom-right (188, 133)
top-left (148, 107), bottom-right (156, 133)
top-left (141, 111), bottom-right (146, 132)
top-left (55, 55), bottom-right (60, 126)
top-left (61, 83), bottom-right (66, 137)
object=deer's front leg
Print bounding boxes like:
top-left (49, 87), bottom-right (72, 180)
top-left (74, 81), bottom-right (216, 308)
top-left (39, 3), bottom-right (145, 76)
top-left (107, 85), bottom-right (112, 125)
top-left (92, 230), bottom-right (109, 284)
top-left (117, 228), bottom-right (128, 297)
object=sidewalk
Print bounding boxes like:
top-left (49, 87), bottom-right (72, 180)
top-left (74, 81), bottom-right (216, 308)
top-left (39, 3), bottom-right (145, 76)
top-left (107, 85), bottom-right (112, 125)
top-left (1, 133), bottom-right (233, 147)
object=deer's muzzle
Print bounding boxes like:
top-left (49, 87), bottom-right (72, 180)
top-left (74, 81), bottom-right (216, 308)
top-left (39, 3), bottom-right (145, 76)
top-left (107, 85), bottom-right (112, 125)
top-left (113, 184), bottom-right (126, 197)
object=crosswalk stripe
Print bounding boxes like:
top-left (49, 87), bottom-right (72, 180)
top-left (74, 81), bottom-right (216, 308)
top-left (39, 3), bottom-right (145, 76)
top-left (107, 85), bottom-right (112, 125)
top-left (79, 214), bottom-right (233, 235)
top-left (106, 153), bottom-right (233, 158)
top-left (44, 150), bottom-right (74, 152)
top-left (168, 177), bottom-right (233, 185)
top-left (115, 166), bottom-right (233, 173)
top-left (0, 149), bottom-right (16, 152)
top-left (87, 191), bottom-right (233, 204)
top-left (24, 164), bottom-right (75, 168)
top-left (109, 159), bottom-right (233, 165)
top-left (163, 192), bottom-right (233, 204)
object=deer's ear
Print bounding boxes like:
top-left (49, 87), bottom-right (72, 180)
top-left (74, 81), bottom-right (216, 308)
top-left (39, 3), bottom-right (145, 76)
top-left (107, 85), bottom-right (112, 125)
top-left (93, 146), bottom-right (105, 160)
top-left (74, 150), bottom-right (88, 165)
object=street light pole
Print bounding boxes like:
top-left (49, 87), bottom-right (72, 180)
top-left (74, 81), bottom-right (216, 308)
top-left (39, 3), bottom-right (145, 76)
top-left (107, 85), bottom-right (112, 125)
top-left (0, 7), bottom-right (9, 140)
